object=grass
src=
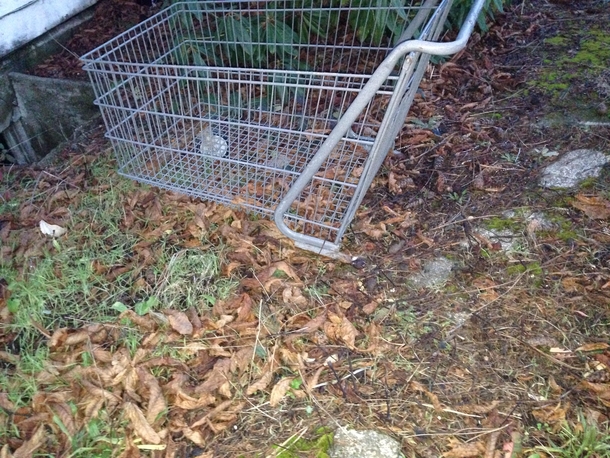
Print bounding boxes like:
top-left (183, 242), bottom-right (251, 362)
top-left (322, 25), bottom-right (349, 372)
top-left (0, 150), bottom-right (239, 453)
top-left (528, 414), bottom-right (610, 458)
top-left (1, 153), bottom-right (236, 350)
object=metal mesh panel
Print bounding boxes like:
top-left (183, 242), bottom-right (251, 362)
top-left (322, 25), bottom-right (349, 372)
top-left (82, 0), bottom-right (455, 253)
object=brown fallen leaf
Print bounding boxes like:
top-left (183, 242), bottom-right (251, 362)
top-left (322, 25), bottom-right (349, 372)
top-left (181, 426), bottom-right (207, 447)
top-left (166, 310), bottom-right (193, 335)
top-left (282, 286), bottom-right (308, 306)
top-left (442, 438), bottom-right (486, 457)
top-left (576, 342), bottom-right (610, 352)
top-left (410, 380), bottom-right (442, 410)
top-left (124, 402), bottom-right (161, 445)
top-left (246, 370), bottom-right (274, 396)
top-left (532, 403), bottom-right (567, 429)
top-left (324, 313), bottom-right (359, 349)
top-left (269, 377), bottom-right (294, 407)
top-left (137, 368), bottom-right (167, 426)
top-left (0, 444), bottom-right (12, 458)
top-left (572, 194), bottom-right (610, 219)
top-left (12, 424), bottom-right (46, 458)
top-left (49, 401), bottom-right (77, 437)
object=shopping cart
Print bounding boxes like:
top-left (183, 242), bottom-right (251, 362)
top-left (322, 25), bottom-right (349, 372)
top-left (82, 0), bottom-right (485, 258)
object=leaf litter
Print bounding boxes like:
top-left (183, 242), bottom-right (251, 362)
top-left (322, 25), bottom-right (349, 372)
top-left (2, 0), bottom-right (610, 457)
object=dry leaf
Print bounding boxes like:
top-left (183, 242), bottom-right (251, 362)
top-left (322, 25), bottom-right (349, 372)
top-left (13, 424), bottom-right (46, 458)
top-left (124, 402), bottom-right (161, 444)
top-left (246, 371), bottom-right (274, 396)
top-left (190, 400), bottom-right (234, 428)
top-left (572, 194), bottom-right (610, 219)
top-left (324, 313), bottom-right (359, 349)
top-left (166, 310), bottom-right (193, 335)
top-left (473, 171), bottom-right (485, 190)
top-left (410, 380), bottom-right (442, 410)
top-left (269, 377), bottom-right (294, 407)
top-left (138, 368), bottom-right (167, 425)
top-left (1, 444), bottom-right (13, 458)
top-left (576, 342), bottom-right (610, 352)
top-left (282, 286), bottom-right (308, 306)
top-left (64, 330), bottom-right (91, 347)
top-left (302, 365), bottom-right (323, 391)
top-left (50, 402), bottom-right (77, 437)
top-left (443, 438), bottom-right (486, 457)
top-left (182, 427), bottom-right (206, 447)
top-left (532, 403), bottom-right (567, 428)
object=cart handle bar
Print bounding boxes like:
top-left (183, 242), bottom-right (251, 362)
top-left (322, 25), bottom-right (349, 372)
top-left (273, 0), bottom-right (487, 255)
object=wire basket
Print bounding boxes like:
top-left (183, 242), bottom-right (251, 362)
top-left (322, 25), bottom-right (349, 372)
top-left (82, 0), bottom-right (484, 257)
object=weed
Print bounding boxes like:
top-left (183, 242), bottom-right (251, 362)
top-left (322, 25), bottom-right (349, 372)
top-left (529, 414), bottom-right (610, 458)
top-left (501, 152), bottom-right (520, 163)
top-left (272, 426), bottom-right (333, 458)
top-left (447, 190), bottom-right (468, 205)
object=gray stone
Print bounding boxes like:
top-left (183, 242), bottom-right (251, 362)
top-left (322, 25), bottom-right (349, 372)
top-left (407, 256), bottom-right (454, 288)
top-left (540, 149), bottom-right (609, 188)
top-left (475, 227), bottom-right (519, 253)
top-left (331, 428), bottom-right (402, 458)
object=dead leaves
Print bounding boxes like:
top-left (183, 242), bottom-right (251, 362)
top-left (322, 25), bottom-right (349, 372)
top-left (124, 402), bottom-right (162, 445)
top-left (323, 312), bottom-right (359, 349)
top-left (572, 194), bottom-right (610, 220)
top-left (443, 438), bottom-right (486, 458)
top-left (166, 310), bottom-right (193, 335)
top-left (2, 300), bottom-right (279, 454)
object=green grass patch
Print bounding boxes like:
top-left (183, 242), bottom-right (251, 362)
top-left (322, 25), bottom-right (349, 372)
top-left (271, 427), bottom-right (333, 458)
top-left (0, 152), bottom-right (236, 353)
top-left (528, 414), bottom-right (610, 458)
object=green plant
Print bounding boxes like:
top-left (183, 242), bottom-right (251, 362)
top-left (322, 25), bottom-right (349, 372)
top-left (529, 414), bottom-right (610, 458)
top-left (272, 426), bottom-right (334, 458)
top-left (169, 0), bottom-right (416, 71)
top-left (501, 152), bottom-right (520, 163)
top-left (447, 0), bottom-right (507, 33)
top-left (447, 189), bottom-right (468, 205)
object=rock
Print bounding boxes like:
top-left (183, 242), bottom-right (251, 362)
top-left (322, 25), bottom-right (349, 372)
top-left (407, 256), bottom-right (454, 288)
top-left (540, 149), bottom-right (609, 188)
top-left (474, 227), bottom-right (518, 253)
top-left (331, 428), bottom-right (401, 458)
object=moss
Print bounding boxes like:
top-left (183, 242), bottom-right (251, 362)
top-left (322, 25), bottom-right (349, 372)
top-left (506, 264), bottom-right (527, 275)
top-left (530, 27), bottom-right (610, 115)
top-left (485, 216), bottom-right (521, 232)
top-left (579, 177), bottom-right (598, 189)
top-left (544, 36), bottom-right (569, 46)
top-left (273, 427), bottom-right (333, 457)
top-left (507, 262), bottom-right (544, 286)
top-left (568, 30), bottom-right (610, 68)
top-left (543, 212), bottom-right (581, 242)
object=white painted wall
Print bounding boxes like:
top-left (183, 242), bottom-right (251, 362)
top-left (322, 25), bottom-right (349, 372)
top-left (0, 0), bottom-right (99, 57)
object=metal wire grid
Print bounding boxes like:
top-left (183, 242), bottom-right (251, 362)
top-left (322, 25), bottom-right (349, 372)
top-left (82, 0), bottom-right (458, 252)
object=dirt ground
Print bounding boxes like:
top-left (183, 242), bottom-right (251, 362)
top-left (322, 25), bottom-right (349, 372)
top-left (2, 0), bottom-right (610, 456)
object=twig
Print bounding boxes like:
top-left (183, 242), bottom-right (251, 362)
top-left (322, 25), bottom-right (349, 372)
top-left (403, 423), bottom-right (510, 439)
top-left (430, 214), bottom-right (500, 232)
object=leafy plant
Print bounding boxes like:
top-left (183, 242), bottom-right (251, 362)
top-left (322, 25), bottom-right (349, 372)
top-left (168, 0), bottom-right (415, 71)
top-left (529, 414), bottom-right (610, 458)
top-left (446, 0), bottom-right (507, 33)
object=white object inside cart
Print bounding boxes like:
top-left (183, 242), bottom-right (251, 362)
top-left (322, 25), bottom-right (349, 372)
top-left (199, 125), bottom-right (227, 158)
